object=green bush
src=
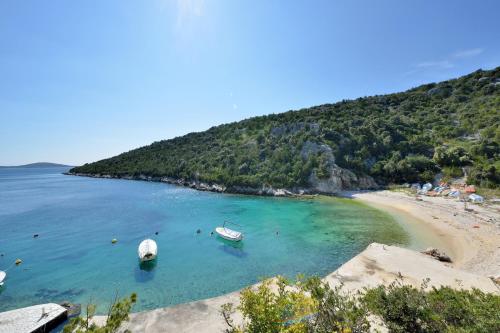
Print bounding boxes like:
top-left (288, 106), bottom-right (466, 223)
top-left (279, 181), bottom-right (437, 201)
top-left (221, 277), bottom-right (314, 333)
top-left (63, 293), bottom-right (137, 333)
top-left (433, 146), bottom-right (472, 167)
top-left (442, 166), bottom-right (464, 179)
top-left (379, 154), bottom-right (438, 183)
top-left (364, 281), bottom-right (500, 333)
top-left (468, 164), bottom-right (499, 188)
top-left (221, 276), bottom-right (369, 333)
top-left (364, 281), bottom-right (444, 332)
top-left (222, 277), bottom-right (500, 333)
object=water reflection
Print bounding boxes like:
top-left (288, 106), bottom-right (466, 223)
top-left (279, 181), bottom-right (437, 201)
top-left (216, 238), bottom-right (247, 258)
top-left (139, 259), bottom-right (157, 272)
top-left (134, 259), bottom-right (157, 282)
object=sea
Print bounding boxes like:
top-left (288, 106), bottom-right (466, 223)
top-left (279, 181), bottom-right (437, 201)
top-left (0, 166), bottom-right (409, 314)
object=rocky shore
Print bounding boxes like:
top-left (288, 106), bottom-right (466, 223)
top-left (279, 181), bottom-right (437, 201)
top-left (67, 172), bottom-right (294, 196)
top-left (66, 171), bottom-right (378, 197)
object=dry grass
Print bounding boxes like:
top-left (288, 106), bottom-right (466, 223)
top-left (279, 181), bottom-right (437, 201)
top-left (475, 187), bottom-right (500, 200)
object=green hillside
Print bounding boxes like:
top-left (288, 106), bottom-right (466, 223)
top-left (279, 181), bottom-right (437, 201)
top-left (71, 67), bottom-right (500, 191)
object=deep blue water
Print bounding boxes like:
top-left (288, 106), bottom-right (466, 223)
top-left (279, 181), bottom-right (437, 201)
top-left (0, 167), bottom-right (408, 313)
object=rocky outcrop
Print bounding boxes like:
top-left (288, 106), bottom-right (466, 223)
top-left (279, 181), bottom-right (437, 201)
top-left (300, 140), bottom-right (379, 194)
top-left (160, 177), bottom-right (226, 193)
top-left (308, 168), bottom-right (378, 194)
top-left (227, 185), bottom-right (296, 197)
top-left (489, 275), bottom-right (500, 286)
top-left (300, 140), bottom-right (335, 162)
top-left (421, 247), bottom-right (452, 263)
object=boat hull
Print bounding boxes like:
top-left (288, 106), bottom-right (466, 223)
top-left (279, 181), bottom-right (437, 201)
top-left (215, 227), bottom-right (243, 242)
top-left (138, 239), bottom-right (158, 262)
top-left (139, 254), bottom-right (157, 262)
top-left (0, 271), bottom-right (6, 286)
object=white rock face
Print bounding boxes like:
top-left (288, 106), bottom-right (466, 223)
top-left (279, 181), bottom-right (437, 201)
top-left (301, 141), bottom-right (378, 193)
top-left (308, 168), bottom-right (378, 194)
top-left (300, 140), bottom-right (335, 164)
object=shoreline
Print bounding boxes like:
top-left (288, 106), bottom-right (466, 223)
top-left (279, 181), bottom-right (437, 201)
top-left (65, 172), bottom-right (374, 197)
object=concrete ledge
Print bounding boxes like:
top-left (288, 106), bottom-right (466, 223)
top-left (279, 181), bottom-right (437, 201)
top-left (0, 303), bottom-right (67, 333)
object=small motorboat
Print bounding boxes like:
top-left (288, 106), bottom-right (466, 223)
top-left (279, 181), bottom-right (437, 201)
top-left (0, 270), bottom-right (6, 286)
top-left (138, 239), bottom-right (158, 262)
top-left (215, 221), bottom-right (243, 242)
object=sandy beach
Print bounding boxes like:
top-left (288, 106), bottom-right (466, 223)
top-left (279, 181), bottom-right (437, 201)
top-left (347, 190), bottom-right (500, 278)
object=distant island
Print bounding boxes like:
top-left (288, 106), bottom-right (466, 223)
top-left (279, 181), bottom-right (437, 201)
top-left (70, 67), bottom-right (499, 195)
top-left (0, 162), bottom-right (73, 168)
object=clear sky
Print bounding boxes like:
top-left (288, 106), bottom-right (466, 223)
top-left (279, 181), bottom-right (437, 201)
top-left (1, 0), bottom-right (499, 166)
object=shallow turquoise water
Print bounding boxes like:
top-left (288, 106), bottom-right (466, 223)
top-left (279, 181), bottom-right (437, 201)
top-left (0, 167), bottom-right (408, 313)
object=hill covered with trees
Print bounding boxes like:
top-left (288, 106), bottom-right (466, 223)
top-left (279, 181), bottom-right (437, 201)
top-left (70, 67), bottom-right (500, 193)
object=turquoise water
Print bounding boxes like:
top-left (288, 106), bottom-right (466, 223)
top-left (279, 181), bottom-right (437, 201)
top-left (0, 167), bottom-right (408, 313)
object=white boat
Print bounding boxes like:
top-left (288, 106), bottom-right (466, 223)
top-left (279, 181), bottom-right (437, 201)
top-left (138, 239), bottom-right (158, 262)
top-left (215, 222), bottom-right (243, 242)
top-left (0, 271), bottom-right (6, 286)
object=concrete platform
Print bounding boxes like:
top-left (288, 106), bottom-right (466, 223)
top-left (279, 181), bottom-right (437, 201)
top-left (92, 290), bottom-right (242, 333)
top-left (0, 303), bottom-right (67, 333)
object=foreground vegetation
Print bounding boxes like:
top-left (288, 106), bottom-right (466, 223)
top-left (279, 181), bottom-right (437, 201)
top-left (63, 293), bottom-right (136, 333)
top-left (60, 279), bottom-right (500, 332)
top-left (72, 67), bottom-right (499, 190)
top-left (222, 277), bottom-right (500, 333)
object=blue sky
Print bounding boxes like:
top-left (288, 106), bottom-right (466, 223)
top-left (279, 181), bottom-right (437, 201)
top-left (1, 0), bottom-right (499, 165)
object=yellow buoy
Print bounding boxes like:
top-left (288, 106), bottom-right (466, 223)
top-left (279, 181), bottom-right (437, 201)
top-left (111, 238), bottom-right (118, 244)
top-left (15, 258), bottom-right (22, 265)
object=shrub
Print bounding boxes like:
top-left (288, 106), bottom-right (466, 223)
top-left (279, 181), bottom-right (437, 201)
top-left (363, 280), bottom-right (444, 332)
top-left (381, 155), bottom-right (438, 183)
top-left (223, 277), bottom-right (500, 333)
top-left (221, 277), bottom-right (313, 333)
top-left (63, 293), bottom-right (137, 333)
top-left (301, 277), bottom-right (370, 333)
top-left (364, 281), bottom-right (500, 333)
top-left (442, 166), bottom-right (464, 179)
top-left (468, 164), bottom-right (499, 188)
top-left (433, 146), bottom-right (472, 167)
top-left (222, 276), bottom-right (371, 333)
